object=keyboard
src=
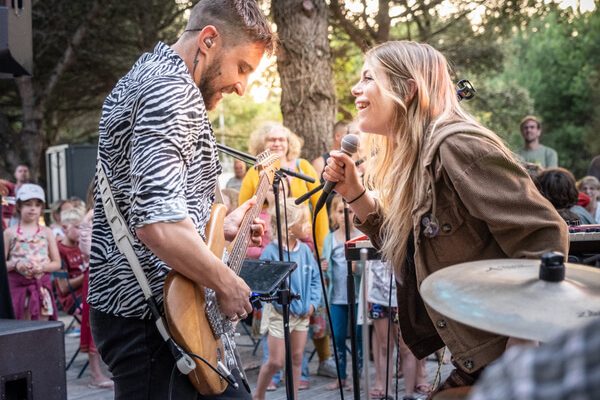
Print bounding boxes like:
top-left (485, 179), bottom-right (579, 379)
top-left (345, 235), bottom-right (380, 260)
top-left (568, 224), bottom-right (600, 254)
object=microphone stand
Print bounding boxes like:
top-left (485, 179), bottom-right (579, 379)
top-left (344, 199), bottom-right (361, 400)
top-left (267, 166), bottom-right (315, 400)
top-left (216, 142), bottom-right (318, 399)
top-left (272, 171), bottom-right (296, 400)
top-left (216, 143), bottom-right (315, 184)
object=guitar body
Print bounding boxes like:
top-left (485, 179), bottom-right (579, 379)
top-left (164, 204), bottom-right (229, 396)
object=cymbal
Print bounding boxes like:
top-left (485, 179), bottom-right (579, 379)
top-left (420, 259), bottom-right (600, 342)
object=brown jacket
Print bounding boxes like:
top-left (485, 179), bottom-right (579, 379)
top-left (356, 122), bottom-right (569, 373)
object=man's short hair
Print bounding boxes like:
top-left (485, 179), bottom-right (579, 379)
top-left (520, 115), bottom-right (541, 130)
top-left (185, 0), bottom-right (275, 55)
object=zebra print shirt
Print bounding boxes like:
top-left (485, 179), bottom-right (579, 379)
top-left (89, 42), bottom-right (222, 318)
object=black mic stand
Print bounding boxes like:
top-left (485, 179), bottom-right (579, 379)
top-left (216, 143), bottom-right (315, 185)
top-left (272, 170), bottom-right (297, 400)
top-left (215, 142), bottom-right (317, 399)
top-left (255, 169), bottom-right (314, 400)
top-left (344, 199), bottom-right (361, 400)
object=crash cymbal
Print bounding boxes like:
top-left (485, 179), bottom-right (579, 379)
top-left (420, 258), bottom-right (600, 342)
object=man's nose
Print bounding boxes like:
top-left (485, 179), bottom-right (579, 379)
top-left (234, 82), bottom-right (245, 96)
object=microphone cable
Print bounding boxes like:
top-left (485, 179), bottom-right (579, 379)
top-left (311, 205), bottom-right (346, 400)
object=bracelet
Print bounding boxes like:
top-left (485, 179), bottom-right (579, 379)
top-left (347, 188), bottom-right (366, 204)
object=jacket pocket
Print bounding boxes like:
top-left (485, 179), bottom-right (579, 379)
top-left (426, 205), bottom-right (484, 266)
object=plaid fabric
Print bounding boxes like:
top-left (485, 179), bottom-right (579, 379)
top-left (469, 319), bottom-right (600, 400)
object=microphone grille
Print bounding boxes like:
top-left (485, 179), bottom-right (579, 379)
top-left (341, 133), bottom-right (359, 154)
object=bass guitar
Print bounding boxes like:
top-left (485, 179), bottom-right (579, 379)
top-left (163, 151), bottom-right (278, 395)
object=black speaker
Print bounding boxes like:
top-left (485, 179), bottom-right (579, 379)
top-left (0, 0), bottom-right (33, 77)
top-left (0, 320), bottom-right (66, 400)
top-left (45, 144), bottom-right (98, 205)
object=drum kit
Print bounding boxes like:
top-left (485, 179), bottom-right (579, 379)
top-left (420, 252), bottom-right (600, 399)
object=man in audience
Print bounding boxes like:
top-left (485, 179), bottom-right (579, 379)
top-left (226, 159), bottom-right (247, 191)
top-left (516, 115), bottom-right (558, 168)
top-left (1, 164), bottom-right (31, 227)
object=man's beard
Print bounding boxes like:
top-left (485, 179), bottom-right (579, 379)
top-left (198, 56), bottom-right (223, 111)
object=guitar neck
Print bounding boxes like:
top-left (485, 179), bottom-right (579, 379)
top-left (227, 174), bottom-right (270, 275)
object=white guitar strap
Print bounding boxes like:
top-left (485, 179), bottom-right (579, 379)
top-left (96, 164), bottom-right (195, 375)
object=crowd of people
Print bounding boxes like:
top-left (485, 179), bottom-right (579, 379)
top-left (1, 170), bottom-right (113, 391)
top-left (2, 1), bottom-right (600, 399)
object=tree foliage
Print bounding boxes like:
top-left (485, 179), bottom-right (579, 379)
top-left (1, 0), bottom-right (598, 183)
top-left (0, 0), bottom-right (193, 180)
top-left (498, 6), bottom-right (600, 176)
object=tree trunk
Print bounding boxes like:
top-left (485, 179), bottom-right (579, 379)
top-left (9, 0), bottom-right (102, 183)
top-left (15, 77), bottom-right (44, 179)
top-left (272, 0), bottom-right (336, 160)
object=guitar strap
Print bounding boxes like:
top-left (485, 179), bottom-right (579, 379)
top-left (97, 164), bottom-right (196, 375)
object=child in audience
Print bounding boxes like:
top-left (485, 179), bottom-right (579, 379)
top-left (76, 185), bottom-right (114, 389)
top-left (50, 199), bottom-right (73, 239)
top-left (55, 208), bottom-right (86, 313)
top-left (4, 184), bottom-right (60, 320)
top-left (253, 198), bottom-right (321, 400)
top-left (323, 194), bottom-right (363, 390)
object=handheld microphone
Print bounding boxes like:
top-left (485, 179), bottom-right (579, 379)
top-left (314, 133), bottom-right (360, 213)
top-left (294, 158), bottom-right (364, 206)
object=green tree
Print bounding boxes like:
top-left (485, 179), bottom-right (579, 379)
top-left (501, 7), bottom-right (600, 176)
top-left (0, 0), bottom-right (193, 180)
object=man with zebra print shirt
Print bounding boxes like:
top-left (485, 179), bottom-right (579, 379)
top-left (89, 1), bottom-right (274, 399)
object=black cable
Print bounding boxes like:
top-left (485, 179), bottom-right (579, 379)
top-left (395, 327), bottom-right (400, 400)
top-left (282, 181), bottom-right (291, 263)
top-left (311, 208), bottom-right (346, 400)
top-left (168, 364), bottom-right (177, 400)
top-left (188, 352), bottom-right (235, 384)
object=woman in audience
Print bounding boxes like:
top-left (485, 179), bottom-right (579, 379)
top-left (577, 175), bottom-right (600, 223)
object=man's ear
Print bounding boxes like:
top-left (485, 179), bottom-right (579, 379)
top-left (197, 25), bottom-right (219, 54)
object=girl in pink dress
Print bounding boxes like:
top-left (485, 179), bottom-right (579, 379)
top-left (4, 184), bottom-right (60, 320)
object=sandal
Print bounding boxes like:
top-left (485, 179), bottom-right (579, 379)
top-left (266, 381), bottom-right (278, 391)
top-left (88, 380), bottom-right (114, 389)
top-left (327, 380), bottom-right (352, 391)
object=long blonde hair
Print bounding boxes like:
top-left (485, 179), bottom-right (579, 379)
top-left (362, 41), bottom-right (513, 271)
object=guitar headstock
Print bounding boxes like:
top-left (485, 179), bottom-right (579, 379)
top-left (254, 150), bottom-right (279, 184)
